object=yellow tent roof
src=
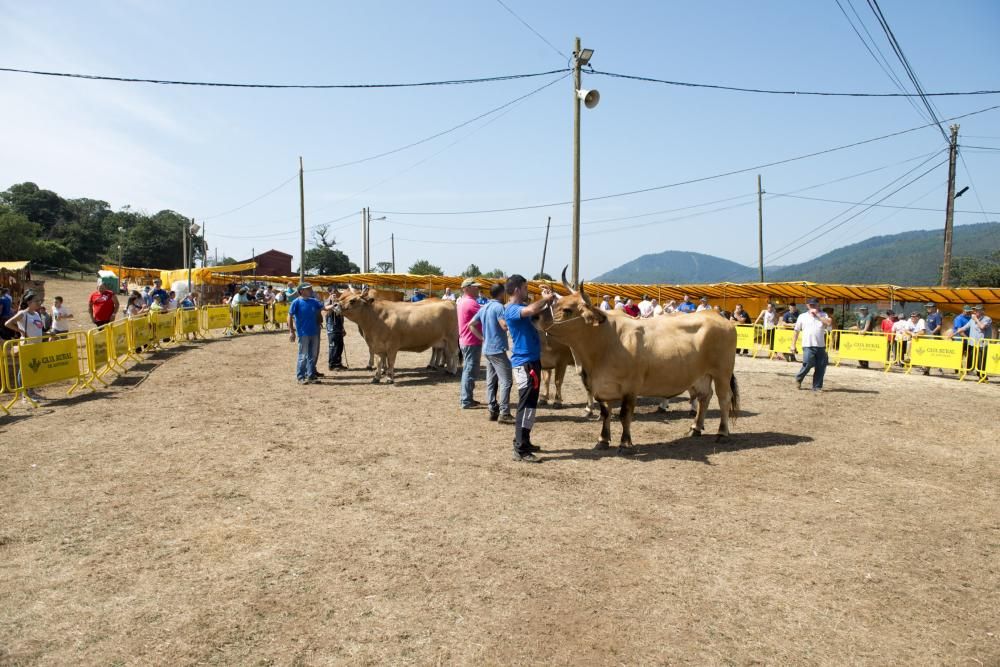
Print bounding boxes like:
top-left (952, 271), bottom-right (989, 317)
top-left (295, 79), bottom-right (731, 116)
top-left (0, 260), bottom-right (30, 271)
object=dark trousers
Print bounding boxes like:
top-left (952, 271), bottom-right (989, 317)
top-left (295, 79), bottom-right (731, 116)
top-left (327, 330), bottom-right (344, 368)
top-left (796, 346), bottom-right (829, 389)
top-left (512, 360), bottom-right (541, 454)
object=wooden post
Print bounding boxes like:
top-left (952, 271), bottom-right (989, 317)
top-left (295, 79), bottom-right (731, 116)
top-left (540, 216), bottom-right (551, 278)
top-left (391, 233), bottom-right (396, 273)
top-left (299, 157), bottom-right (306, 283)
top-left (757, 174), bottom-right (764, 282)
top-left (571, 37), bottom-right (582, 287)
top-left (361, 208), bottom-right (368, 274)
top-left (941, 124), bottom-right (959, 287)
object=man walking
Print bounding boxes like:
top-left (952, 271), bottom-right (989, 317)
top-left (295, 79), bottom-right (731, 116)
top-left (287, 283), bottom-right (327, 385)
top-left (504, 275), bottom-right (556, 463)
top-left (325, 289), bottom-right (346, 370)
top-left (790, 298), bottom-right (832, 391)
top-left (457, 277), bottom-right (483, 408)
top-left (467, 283), bottom-right (513, 423)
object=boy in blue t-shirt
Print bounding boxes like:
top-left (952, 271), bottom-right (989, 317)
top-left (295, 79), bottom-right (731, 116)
top-left (503, 274), bottom-right (556, 463)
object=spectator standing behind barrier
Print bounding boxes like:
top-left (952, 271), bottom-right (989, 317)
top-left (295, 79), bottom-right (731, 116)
top-left (325, 289), bottom-right (346, 371)
top-left (0, 288), bottom-right (14, 341)
top-left (696, 297), bottom-right (711, 312)
top-left (88, 280), bottom-right (119, 327)
top-left (780, 304), bottom-right (799, 362)
top-left (467, 283), bottom-right (514, 423)
top-left (623, 298), bottom-right (640, 318)
top-left (730, 304), bottom-right (751, 355)
top-left (853, 305), bottom-right (875, 368)
top-left (600, 295), bottom-right (612, 311)
top-left (676, 295), bottom-right (696, 313)
top-left (891, 313), bottom-right (911, 366)
top-left (457, 277), bottom-right (483, 409)
top-left (638, 294), bottom-right (654, 318)
top-left (754, 303), bottom-right (777, 354)
top-left (150, 280), bottom-right (168, 306)
top-left (791, 298), bottom-right (832, 391)
top-left (51, 296), bottom-right (73, 336)
top-left (613, 295), bottom-right (624, 311)
top-left (504, 275), bottom-right (555, 463)
top-left (954, 304), bottom-right (993, 378)
top-left (925, 303), bottom-right (942, 337)
top-left (442, 287), bottom-right (457, 302)
top-left (288, 283), bottom-right (329, 385)
top-left (4, 291), bottom-right (46, 402)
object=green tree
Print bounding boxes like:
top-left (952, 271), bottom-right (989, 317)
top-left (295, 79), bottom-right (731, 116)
top-left (373, 261), bottom-right (393, 273)
top-left (1, 182), bottom-right (69, 233)
top-left (301, 225), bottom-right (359, 275)
top-left (409, 259), bottom-right (443, 276)
top-left (482, 268), bottom-right (505, 279)
top-left (949, 251), bottom-right (1000, 287)
top-left (0, 209), bottom-right (42, 259)
top-left (122, 210), bottom-right (189, 268)
top-left (533, 271), bottom-right (553, 281)
top-left (461, 263), bottom-right (481, 278)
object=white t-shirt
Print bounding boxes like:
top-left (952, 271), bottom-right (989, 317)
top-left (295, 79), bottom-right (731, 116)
top-left (637, 300), bottom-right (654, 318)
top-left (17, 309), bottom-right (46, 339)
top-left (696, 304), bottom-right (710, 312)
top-left (51, 304), bottom-right (71, 332)
top-left (653, 305), bottom-right (664, 317)
top-left (600, 300), bottom-right (611, 311)
top-left (761, 310), bottom-right (777, 329)
top-left (892, 319), bottom-right (912, 341)
top-left (794, 311), bottom-right (829, 347)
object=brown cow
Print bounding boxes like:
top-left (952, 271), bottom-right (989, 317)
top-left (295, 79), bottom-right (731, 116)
top-left (540, 272), bottom-right (739, 454)
top-left (340, 287), bottom-right (458, 383)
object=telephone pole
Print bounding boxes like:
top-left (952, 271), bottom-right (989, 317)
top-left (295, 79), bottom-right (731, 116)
top-left (757, 175), bottom-right (764, 282)
top-left (391, 233), bottom-right (396, 273)
top-left (571, 37), bottom-right (582, 287)
top-left (941, 124), bottom-right (960, 287)
top-left (361, 207), bottom-right (368, 272)
top-left (298, 156), bottom-right (306, 283)
top-left (540, 216), bottom-right (552, 279)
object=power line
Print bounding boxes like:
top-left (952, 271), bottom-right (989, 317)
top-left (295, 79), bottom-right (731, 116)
top-left (211, 210), bottom-right (357, 240)
top-left (493, 0), bottom-right (567, 60)
top-left (765, 192), bottom-right (999, 215)
top-left (962, 145), bottom-right (1000, 151)
top-left (0, 66), bottom-right (570, 89)
top-left (587, 69), bottom-right (1000, 97)
top-left (374, 103), bottom-right (1000, 216)
top-left (306, 72), bottom-right (567, 172)
top-left (200, 173), bottom-right (298, 220)
top-left (957, 150), bottom-right (993, 224)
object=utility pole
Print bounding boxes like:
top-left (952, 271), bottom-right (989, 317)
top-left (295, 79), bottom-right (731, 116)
top-left (298, 156), bottom-right (305, 284)
top-left (201, 221), bottom-right (206, 268)
top-left (757, 175), bottom-right (764, 282)
top-left (540, 216), bottom-right (552, 279)
top-left (361, 208), bottom-right (368, 273)
top-left (571, 36), bottom-right (582, 287)
top-left (181, 219), bottom-right (187, 277)
top-left (252, 247), bottom-right (256, 283)
top-left (941, 124), bottom-right (960, 287)
top-left (391, 233), bottom-right (396, 273)
top-left (188, 217), bottom-right (195, 290)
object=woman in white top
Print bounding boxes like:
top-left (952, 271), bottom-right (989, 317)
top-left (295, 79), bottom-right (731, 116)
top-left (754, 303), bottom-right (778, 351)
top-left (5, 292), bottom-right (46, 340)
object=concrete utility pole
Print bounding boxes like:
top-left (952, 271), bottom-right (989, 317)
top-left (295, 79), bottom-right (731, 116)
top-left (299, 156), bottom-right (306, 283)
top-left (757, 175), bottom-right (765, 282)
top-left (540, 216), bottom-right (551, 279)
top-left (941, 124), bottom-right (960, 287)
top-left (360, 208), bottom-right (368, 273)
top-left (391, 233), bottom-right (396, 273)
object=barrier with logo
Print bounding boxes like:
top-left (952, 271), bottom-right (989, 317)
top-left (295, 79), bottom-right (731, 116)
top-left (179, 309), bottom-right (200, 336)
top-left (834, 332), bottom-right (891, 372)
top-left (239, 304), bottom-right (265, 328)
top-left (85, 325), bottom-right (116, 388)
top-left (129, 314), bottom-right (153, 354)
top-left (108, 319), bottom-right (132, 371)
top-left (272, 302), bottom-right (290, 329)
top-left (974, 339), bottom-right (998, 383)
top-left (905, 336), bottom-right (969, 379)
top-left (2, 333), bottom-right (89, 409)
top-left (202, 305), bottom-right (232, 333)
top-left (770, 327), bottom-right (804, 359)
top-left (152, 311), bottom-right (177, 345)
top-left (735, 325), bottom-right (757, 355)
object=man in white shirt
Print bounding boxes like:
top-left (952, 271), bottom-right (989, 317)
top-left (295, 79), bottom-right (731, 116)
top-left (442, 287), bottom-right (457, 302)
top-left (637, 294), bottom-right (654, 319)
top-left (790, 298), bottom-right (832, 391)
top-left (600, 295), bottom-right (612, 311)
top-left (696, 297), bottom-right (711, 312)
top-left (651, 298), bottom-right (663, 317)
top-left (613, 296), bottom-right (624, 311)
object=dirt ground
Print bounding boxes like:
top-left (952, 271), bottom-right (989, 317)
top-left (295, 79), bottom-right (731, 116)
top-left (1, 280), bottom-right (998, 665)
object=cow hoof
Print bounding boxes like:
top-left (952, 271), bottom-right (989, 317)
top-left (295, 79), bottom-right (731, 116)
top-left (686, 427), bottom-right (701, 437)
top-left (370, 377), bottom-right (380, 384)
top-left (655, 406), bottom-right (668, 414)
top-left (385, 378), bottom-right (394, 385)
top-left (715, 433), bottom-right (729, 443)
top-left (594, 441), bottom-right (610, 451)
top-left (617, 445), bottom-right (635, 457)
top-left (538, 397), bottom-right (549, 406)
top-left (552, 401), bottom-right (563, 410)
top-left (365, 365), bottom-right (374, 371)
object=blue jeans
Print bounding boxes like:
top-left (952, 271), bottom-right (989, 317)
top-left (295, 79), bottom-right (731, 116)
top-left (460, 344), bottom-right (482, 406)
top-left (484, 352), bottom-right (513, 414)
top-left (796, 346), bottom-right (828, 389)
top-left (297, 334), bottom-right (319, 380)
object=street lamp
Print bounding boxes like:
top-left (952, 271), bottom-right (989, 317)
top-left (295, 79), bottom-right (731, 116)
top-left (571, 37), bottom-right (599, 287)
top-left (116, 226), bottom-right (126, 291)
top-left (187, 221), bottom-right (201, 291)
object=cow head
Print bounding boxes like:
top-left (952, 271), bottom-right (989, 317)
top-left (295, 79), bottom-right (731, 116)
top-left (339, 286), bottom-right (375, 314)
top-left (548, 267), bottom-right (606, 329)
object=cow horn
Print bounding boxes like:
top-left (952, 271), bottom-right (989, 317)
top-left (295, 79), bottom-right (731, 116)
top-left (560, 266), bottom-right (576, 293)
top-left (579, 282), bottom-right (592, 306)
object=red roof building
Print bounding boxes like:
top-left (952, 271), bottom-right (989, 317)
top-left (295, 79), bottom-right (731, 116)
top-left (242, 249), bottom-right (293, 277)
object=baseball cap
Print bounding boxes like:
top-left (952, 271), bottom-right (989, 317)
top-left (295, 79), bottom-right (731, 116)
top-left (460, 277), bottom-right (481, 288)
top-left (909, 312), bottom-right (920, 317)
top-left (973, 304), bottom-right (985, 311)
top-left (924, 302), bottom-right (936, 308)
top-left (297, 283), bottom-right (312, 291)
top-left (238, 286), bottom-right (248, 293)
top-left (963, 305), bottom-right (973, 312)
top-left (614, 295), bottom-right (623, 302)
top-left (858, 305), bottom-right (869, 310)
top-left (806, 298), bottom-right (819, 306)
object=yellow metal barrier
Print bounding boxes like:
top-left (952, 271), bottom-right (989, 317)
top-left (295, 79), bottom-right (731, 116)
top-left (834, 331), bottom-right (891, 372)
top-left (2, 332), bottom-right (90, 409)
top-left (905, 335), bottom-right (970, 379)
top-left (108, 319), bottom-right (132, 371)
top-left (770, 327), bottom-right (804, 359)
top-left (974, 339), bottom-right (998, 383)
top-left (151, 311), bottom-right (177, 347)
top-left (179, 308), bottom-right (200, 337)
top-left (85, 325), bottom-right (116, 388)
top-left (239, 304), bottom-right (265, 328)
top-left (735, 324), bottom-right (756, 355)
top-left (202, 305), bottom-right (232, 336)
top-left (272, 301), bottom-right (290, 330)
top-left (129, 314), bottom-right (153, 355)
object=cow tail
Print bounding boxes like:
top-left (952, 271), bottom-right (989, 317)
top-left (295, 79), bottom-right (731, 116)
top-left (729, 374), bottom-right (740, 419)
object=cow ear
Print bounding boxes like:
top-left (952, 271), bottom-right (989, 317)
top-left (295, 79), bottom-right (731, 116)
top-left (581, 306), bottom-right (607, 326)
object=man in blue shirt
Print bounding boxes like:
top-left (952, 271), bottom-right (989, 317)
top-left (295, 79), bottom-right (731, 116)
top-left (0, 288), bottom-right (14, 340)
top-left (150, 279), bottom-right (169, 307)
top-left (924, 303), bottom-right (942, 337)
top-left (676, 294), bottom-right (696, 313)
top-left (468, 283), bottom-right (513, 423)
top-left (288, 283), bottom-right (330, 384)
top-left (504, 275), bottom-right (556, 463)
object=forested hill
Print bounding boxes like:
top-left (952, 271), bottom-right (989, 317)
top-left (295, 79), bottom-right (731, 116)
top-left (594, 223), bottom-right (1000, 286)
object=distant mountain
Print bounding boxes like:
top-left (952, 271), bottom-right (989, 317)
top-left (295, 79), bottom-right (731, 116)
top-left (594, 250), bottom-right (757, 284)
top-left (767, 222), bottom-right (1000, 285)
top-left (593, 223), bottom-right (1000, 286)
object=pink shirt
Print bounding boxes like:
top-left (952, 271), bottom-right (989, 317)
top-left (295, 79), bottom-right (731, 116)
top-left (457, 296), bottom-right (481, 347)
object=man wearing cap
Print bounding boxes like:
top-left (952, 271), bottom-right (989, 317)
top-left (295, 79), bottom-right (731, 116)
top-left (924, 303), bottom-right (942, 337)
top-left (613, 295), bottom-right (625, 311)
top-left (954, 304), bottom-right (993, 377)
top-left (696, 296), bottom-right (711, 312)
top-left (902, 311), bottom-right (927, 367)
top-left (288, 283), bottom-right (329, 384)
top-left (457, 277), bottom-right (483, 408)
top-left (600, 295), bottom-right (612, 312)
top-left (852, 305), bottom-right (875, 368)
top-left (790, 298), bottom-right (832, 391)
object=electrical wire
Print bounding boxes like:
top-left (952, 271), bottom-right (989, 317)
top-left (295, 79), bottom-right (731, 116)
top-left (957, 150), bottom-right (993, 224)
top-left (962, 145), bottom-right (1000, 151)
top-left (211, 210), bottom-right (357, 240)
top-left (0, 66), bottom-right (570, 89)
top-left (306, 72), bottom-right (567, 172)
top-left (587, 69), bottom-right (1000, 97)
top-left (200, 173), bottom-right (298, 220)
top-left (493, 0), bottom-right (567, 60)
top-left (764, 192), bottom-right (999, 215)
top-left (374, 103), bottom-right (1000, 216)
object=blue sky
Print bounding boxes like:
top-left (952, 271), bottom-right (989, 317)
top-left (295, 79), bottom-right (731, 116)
top-left (1, 0), bottom-right (998, 277)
